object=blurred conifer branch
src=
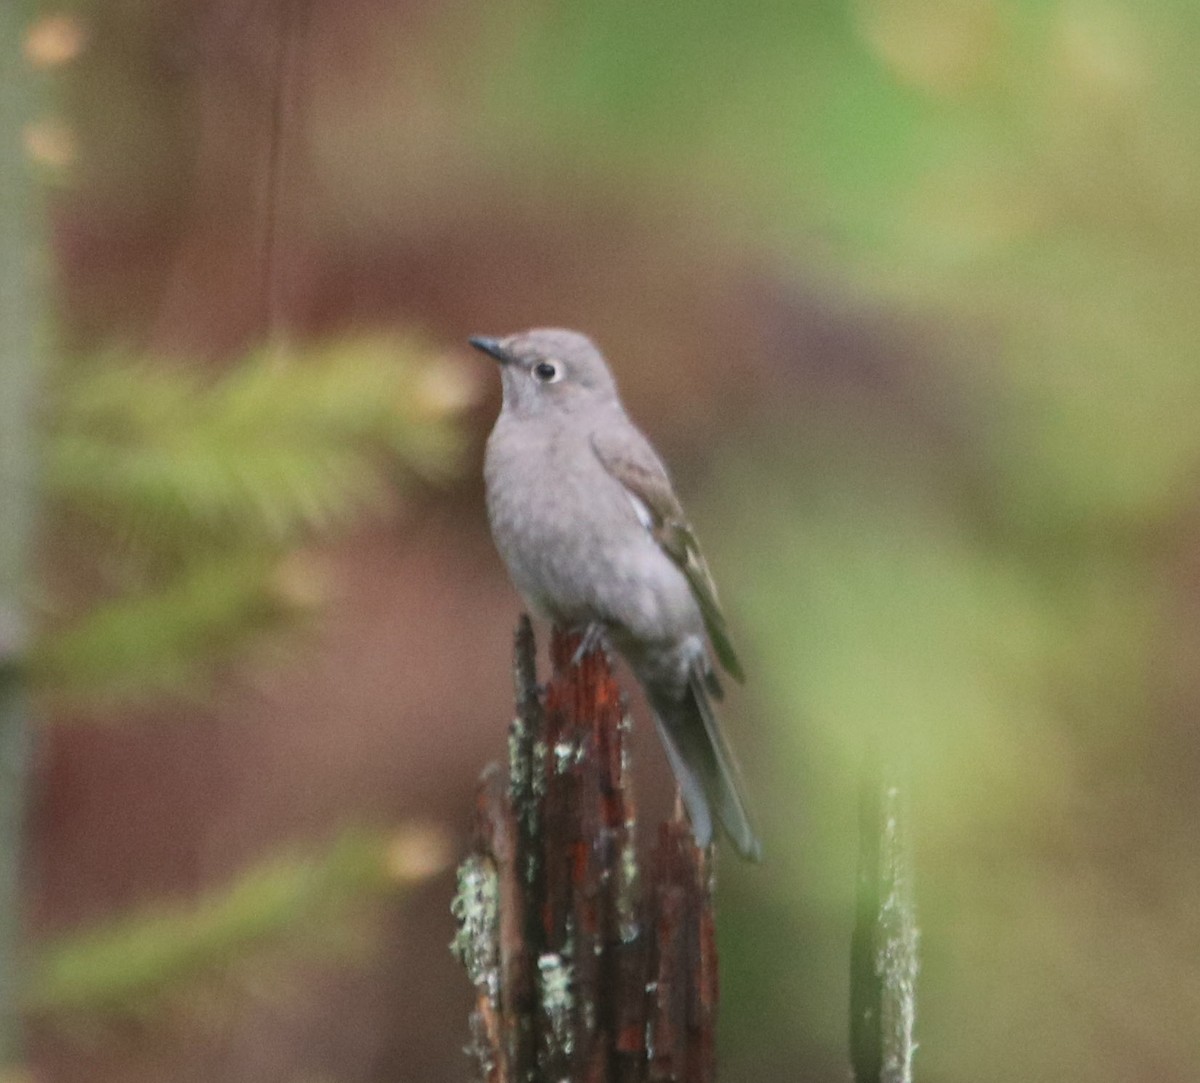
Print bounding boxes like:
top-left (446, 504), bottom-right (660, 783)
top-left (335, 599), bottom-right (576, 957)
top-left (26, 824), bottom-right (451, 1019)
top-left (47, 339), bottom-right (465, 547)
top-left (30, 553), bottom-right (289, 704)
top-left (31, 337), bottom-right (473, 707)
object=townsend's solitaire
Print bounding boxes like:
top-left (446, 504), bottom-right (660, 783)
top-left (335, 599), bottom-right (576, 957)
top-left (470, 328), bottom-right (761, 861)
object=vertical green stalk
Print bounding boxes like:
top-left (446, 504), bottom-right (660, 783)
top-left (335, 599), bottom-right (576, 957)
top-left (0, 3), bottom-right (42, 1066)
top-left (850, 749), bottom-right (919, 1083)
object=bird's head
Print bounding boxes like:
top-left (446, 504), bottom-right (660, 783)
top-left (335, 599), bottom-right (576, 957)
top-left (469, 328), bottom-right (619, 418)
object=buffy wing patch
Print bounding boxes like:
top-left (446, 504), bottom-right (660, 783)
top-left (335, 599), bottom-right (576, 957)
top-left (591, 430), bottom-right (745, 685)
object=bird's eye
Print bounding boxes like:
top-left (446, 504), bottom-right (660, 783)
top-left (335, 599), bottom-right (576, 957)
top-left (532, 360), bottom-right (562, 383)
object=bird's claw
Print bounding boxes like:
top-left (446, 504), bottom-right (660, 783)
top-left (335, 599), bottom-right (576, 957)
top-left (570, 623), bottom-right (610, 667)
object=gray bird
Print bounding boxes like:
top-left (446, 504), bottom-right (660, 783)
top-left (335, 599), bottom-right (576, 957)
top-left (470, 327), bottom-right (761, 861)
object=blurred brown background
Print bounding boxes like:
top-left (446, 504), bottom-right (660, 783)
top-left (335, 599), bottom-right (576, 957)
top-left (11, 0), bottom-right (1200, 1080)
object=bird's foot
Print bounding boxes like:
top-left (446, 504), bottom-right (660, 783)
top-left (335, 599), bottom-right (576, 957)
top-left (570, 623), bottom-right (611, 667)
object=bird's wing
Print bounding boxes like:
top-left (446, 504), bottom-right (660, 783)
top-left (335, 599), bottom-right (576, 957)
top-left (590, 428), bottom-right (745, 685)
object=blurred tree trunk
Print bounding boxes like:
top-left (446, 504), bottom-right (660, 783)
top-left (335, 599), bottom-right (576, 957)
top-left (0, 3), bottom-right (42, 1067)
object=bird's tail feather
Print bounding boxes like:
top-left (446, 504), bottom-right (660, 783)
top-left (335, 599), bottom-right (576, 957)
top-left (649, 672), bottom-right (762, 862)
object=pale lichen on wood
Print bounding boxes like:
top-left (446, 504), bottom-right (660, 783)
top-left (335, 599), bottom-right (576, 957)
top-left (850, 754), bottom-right (918, 1083)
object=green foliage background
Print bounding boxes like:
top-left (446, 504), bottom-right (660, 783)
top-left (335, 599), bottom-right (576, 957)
top-left (19, 0), bottom-right (1200, 1079)
top-left (425, 1), bottom-right (1200, 1077)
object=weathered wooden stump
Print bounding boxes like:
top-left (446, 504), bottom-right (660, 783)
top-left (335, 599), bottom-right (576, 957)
top-left (451, 617), bottom-right (717, 1083)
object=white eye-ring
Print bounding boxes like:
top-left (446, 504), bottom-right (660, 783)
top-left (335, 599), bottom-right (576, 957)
top-left (532, 359), bottom-right (563, 383)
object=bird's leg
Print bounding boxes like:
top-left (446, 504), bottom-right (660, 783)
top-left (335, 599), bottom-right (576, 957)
top-left (570, 622), bottom-right (611, 667)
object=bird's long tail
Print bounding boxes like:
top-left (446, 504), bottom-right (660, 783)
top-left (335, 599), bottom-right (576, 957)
top-left (649, 669), bottom-right (762, 862)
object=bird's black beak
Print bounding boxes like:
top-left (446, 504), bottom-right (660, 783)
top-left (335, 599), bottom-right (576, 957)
top-left (468, 336), bottom-right (512, 365)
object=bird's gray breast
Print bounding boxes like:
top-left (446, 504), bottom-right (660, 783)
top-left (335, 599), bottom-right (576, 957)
top-left (484, 414), bottom-right (700, 643)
